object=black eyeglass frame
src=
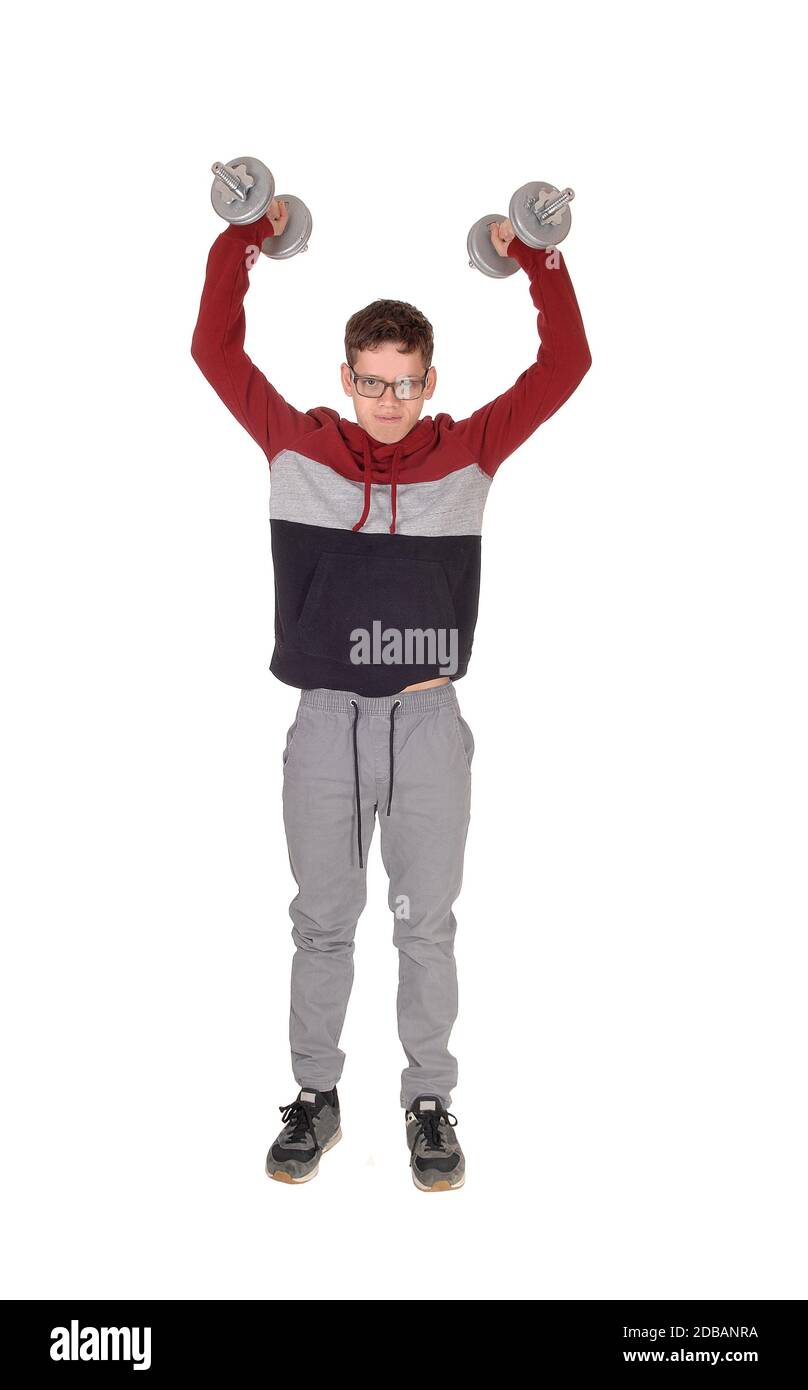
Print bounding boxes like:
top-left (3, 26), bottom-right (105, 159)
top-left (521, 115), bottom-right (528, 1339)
top-left (348, 368), bottom-right (431, 401)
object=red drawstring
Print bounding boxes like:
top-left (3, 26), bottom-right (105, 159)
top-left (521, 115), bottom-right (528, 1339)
top-left (389, 450), bottom-right (400, 534)
top-left (352, 443), bottom-right (373, 533)
top-left (352, 438), bottom-right (403, 534)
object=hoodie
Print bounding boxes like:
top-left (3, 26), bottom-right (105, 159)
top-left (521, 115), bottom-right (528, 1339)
top-left (190, 213), bottom-right (592, 695)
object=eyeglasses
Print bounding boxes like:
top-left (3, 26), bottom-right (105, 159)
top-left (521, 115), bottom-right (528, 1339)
top-left (349, 369), bottom-right (429, 401)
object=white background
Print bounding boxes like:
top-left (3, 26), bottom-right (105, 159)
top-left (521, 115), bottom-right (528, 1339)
top-left (1, 0), bottom-right (805, 1301)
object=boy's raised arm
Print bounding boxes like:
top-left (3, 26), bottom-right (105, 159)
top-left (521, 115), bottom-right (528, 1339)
top-left (190, 216), bottom-right (318, 459)
top-left (450, 237), bottom-right (592, 478)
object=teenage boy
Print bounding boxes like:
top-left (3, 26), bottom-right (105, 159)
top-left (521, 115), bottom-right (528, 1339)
top-left (191, 195), bottom-right (591, 1190)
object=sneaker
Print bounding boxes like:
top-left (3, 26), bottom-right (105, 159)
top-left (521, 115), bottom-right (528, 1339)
top-left (265, 1086), bottom-right (342, 1184)
top-left (405, 1095), bottom-right (465, 1191)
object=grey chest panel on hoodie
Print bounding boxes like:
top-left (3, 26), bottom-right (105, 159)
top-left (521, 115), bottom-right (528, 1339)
top-left (269, 449), bottom-right (491, 537)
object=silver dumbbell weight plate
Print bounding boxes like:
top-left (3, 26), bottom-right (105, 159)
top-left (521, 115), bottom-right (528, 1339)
top-left (261, 194), bottom-right (313, 260)
top-left (467, 214), bottom-right (519, 279)
top-left (509, 181), bottom-right (572, 249)
top-left (211, 156), bottom-right (275, 225)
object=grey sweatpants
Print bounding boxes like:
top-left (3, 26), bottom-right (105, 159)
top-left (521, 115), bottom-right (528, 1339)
top-left (280, 682), bottom-right (475, 1109)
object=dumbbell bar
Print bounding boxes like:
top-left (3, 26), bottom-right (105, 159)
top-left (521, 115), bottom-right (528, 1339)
top-left (210, 156), bottom-right (313, 261)
top-left (468, 181), bottom-right (575, 279)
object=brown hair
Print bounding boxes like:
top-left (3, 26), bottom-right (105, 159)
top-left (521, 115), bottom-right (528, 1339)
top-left (344, 298), bottom-right (434, 374)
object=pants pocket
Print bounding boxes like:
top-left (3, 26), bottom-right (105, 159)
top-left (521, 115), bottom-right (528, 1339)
top-left (451, 706), bottom-right (475, 774)
top-left (282, 707), bottom-right (303, 773)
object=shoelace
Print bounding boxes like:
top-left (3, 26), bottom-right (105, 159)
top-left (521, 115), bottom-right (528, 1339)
top-left (278, 1099), bottom-right (319, 1150)
top-left (411, 1108), bottom-right (458, 1154)
top-left (350, 698), bottom-right (402, 867)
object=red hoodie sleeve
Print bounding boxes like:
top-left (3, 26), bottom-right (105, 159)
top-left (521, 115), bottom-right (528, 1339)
top-left (190, 216), bottom-right (319, 459)
top-left (450, 235), bottom-right (592, 478)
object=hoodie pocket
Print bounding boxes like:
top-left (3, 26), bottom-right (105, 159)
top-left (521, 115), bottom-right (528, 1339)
top-left (296, 551), bottom-right (457, 668)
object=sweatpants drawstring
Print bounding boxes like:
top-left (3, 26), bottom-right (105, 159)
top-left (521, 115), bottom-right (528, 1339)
top-left (350, 697), bottom-right (402, 863)
top-left (350, 699), bottom-right (363, 868)
top-left (387, 700), bottom-right (402, 815)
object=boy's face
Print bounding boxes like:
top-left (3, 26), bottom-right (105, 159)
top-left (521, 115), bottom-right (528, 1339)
top-left (341, 343), bottom-right (436, 443)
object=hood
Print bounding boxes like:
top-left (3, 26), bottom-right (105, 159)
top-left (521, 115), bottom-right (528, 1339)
top-left (338, 416), bottom-right (435, 535)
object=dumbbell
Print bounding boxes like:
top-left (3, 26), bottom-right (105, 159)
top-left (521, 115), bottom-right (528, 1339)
top-left (210, 156), bottom-right (313, 261)
top-left (467, 181), bottom-right (575, 279)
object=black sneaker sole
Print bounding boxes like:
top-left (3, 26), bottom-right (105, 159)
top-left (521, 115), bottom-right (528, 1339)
top-left (265, 1125), bottom-right (342, 1183)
